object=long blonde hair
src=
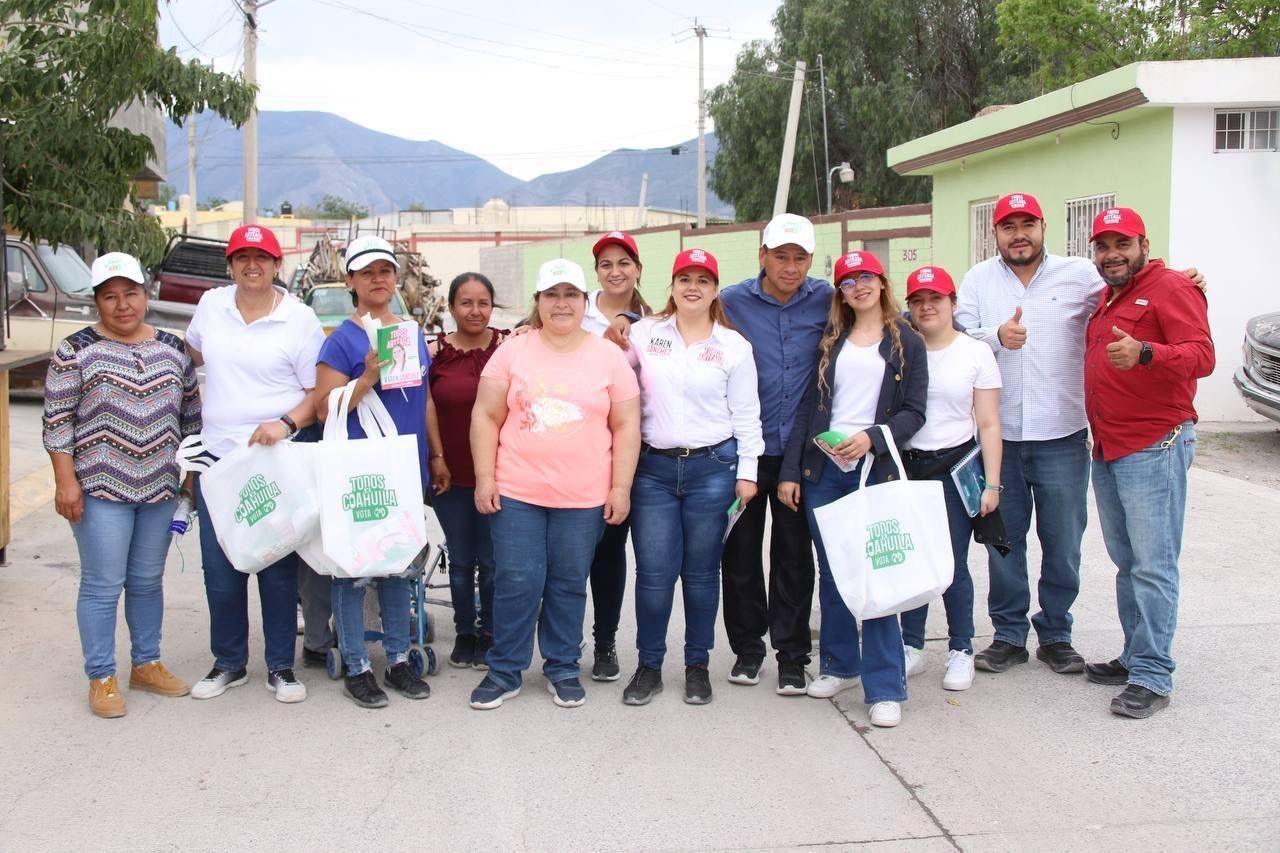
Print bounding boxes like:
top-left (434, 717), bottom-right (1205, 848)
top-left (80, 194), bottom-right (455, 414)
top-left (817, 276), bottom-right (905, 397)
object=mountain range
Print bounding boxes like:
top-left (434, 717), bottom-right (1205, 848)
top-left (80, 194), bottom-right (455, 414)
top-left (163, 110), bottom-right (732, 218)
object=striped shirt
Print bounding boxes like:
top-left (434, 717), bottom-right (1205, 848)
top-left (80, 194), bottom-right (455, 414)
top-left (43, 328), bottom-right (202, 503)
top-left (955, 253), bottom-right (1104, 442)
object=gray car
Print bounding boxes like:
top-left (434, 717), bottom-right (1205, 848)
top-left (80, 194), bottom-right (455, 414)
top-left (1234, 312), bottom-right (1280, 422)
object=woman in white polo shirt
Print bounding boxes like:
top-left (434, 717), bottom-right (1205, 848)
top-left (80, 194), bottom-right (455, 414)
top-left (899, 266), bottom-right (1002, 692)
top-left (618, 248), bottom-right (763, 706)
top-left (184, 224), bottom-right (325, 704)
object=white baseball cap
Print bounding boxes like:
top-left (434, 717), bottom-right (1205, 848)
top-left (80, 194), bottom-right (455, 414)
top-left (535, 258), bottom-right (588, 293)
top-left (761, 213), bottom-right (816, 254)
top-left (90, 252), bottom-right (146, 290)
top-left (345, 235), bottom-right (400, 273)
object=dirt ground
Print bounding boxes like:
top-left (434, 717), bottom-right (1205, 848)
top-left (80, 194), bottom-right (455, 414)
top-left (1193, 421), bottom-right (1280, 488)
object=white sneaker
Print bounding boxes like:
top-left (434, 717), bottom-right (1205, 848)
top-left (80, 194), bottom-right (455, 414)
top-left (806, 674), bottom-right (859, 698)
top-left (869, 701), bottom-right (902, 727)
top-left (943, 649), bottom-right (975, 691)
top-left (190, 666), bottom-right (248, 700)
top-left (903, 645), bottom-right (927, 678)
top-left (266, 669), bottom-right (307, 703)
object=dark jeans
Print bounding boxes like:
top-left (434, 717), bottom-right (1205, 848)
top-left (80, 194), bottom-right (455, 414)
top-left (589, 518), bottom-right (630, 647)
top-left (900, 464), bottom-right (976, 653)
top-left (721, 454), bottom-right (815, 665)
top-left (194, 477), bottom-right (298, 672)
top-left (433, 486), bottom-right (496, 638)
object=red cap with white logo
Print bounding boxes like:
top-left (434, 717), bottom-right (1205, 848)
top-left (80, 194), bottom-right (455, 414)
top-left (592, 231), bottom-right (640, 262)
top-left (992, 193), bottom-right (1044, 225)
top-left (906, 266), bottom-right (956, 298)
top-left (671, 248), bottom-right (719, 283)
top-left (833, 250), bottom-right (885, 284)
top-left (1090, 207), bottom-right (1146, 241)
top-left (225, 224), bottom-right (283, 259)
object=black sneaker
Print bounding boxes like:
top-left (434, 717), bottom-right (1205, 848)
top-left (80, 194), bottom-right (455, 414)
top-left (384, 661), bottom-right (431, 700)
top-left (343, 670), bottom-right (388, 709)
top-left (974, 640), bottom-right (1029, 673)
top-left (1036, 642), bottom-right (1085, 674)
top-left (1110, 684), bottom-right (1170, 719)
top-left (450, 634), bottom-right (476, 669)
top-left (1085, 658), bottom-right (1130, 686)
top-left (727, 655), bottom-right (763, 685)
top-left (472, 634), bottom-right (493, 670)
top-left (265, 668), bottom-right (306, 703)
top-left (301, 646), bottom-right (327, 669)
top-left (684, 665), bottom-right (712, 705)
top-left (592, 642), bottom-right (621, 682)
top-left (776, 660), bottom-right (808, 696)
top-left (622, 666), bottom-right (663, 706)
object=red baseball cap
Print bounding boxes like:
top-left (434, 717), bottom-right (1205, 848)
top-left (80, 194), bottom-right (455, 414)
top-left (833, 250), bottom-right (885, 284)
top-left (1090, 207), bottom-right (1146, 241)
top-left (992, 193), bottom-right (1044, 225)
top-left (906, 266), bottom-right (956, 298)
top-left (225, 224), bottom-right (282, 259)
top-left (592, 231), bottom-right (640, 261)
top-left (671, 248), bottom-right (719, 283)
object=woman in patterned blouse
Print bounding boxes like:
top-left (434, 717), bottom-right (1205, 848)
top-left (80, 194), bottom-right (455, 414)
top-left (43, 252), bottom-right (202, 719)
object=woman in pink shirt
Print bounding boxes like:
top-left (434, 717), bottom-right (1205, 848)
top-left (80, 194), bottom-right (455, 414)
top-left (468, 259), bottom-right (641, 710)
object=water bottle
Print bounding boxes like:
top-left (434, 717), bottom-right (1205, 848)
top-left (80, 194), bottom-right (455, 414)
top-left (169, 496), bottom-right (193, 547)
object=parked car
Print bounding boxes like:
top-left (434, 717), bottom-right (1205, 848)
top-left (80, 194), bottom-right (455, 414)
top-left (1235, 312), bottom-right (1280, 422)
top-left (3, 236), bottom-right (194, 388)
top-left (304, 282), bottom-right (408, 335)
top-left (151, 234), bottom-right (235, 304)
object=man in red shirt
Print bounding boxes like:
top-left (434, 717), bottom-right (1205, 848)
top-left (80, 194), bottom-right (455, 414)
top-left (1082, 207), bottom-right (1213, 719)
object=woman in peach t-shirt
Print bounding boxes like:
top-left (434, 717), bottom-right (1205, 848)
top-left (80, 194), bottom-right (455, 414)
top-left (468, 259), bottom-right (641, 711)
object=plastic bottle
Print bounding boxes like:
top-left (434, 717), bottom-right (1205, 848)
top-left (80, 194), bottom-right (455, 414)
top-left (169, 496), bottom-right (193, 547)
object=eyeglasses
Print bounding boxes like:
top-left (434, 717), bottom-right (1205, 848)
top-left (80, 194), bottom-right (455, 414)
top-left (838, 272), bottom-right (880, 291)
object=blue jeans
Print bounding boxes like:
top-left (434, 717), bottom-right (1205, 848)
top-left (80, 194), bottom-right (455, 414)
top-left (803, 459), bottom-right (907, 705)
top-left (901, 470), bottom-right (975, 653)
top-left (630, 441), bottom-right (737, 668)
top-left (433, 486), bottom-right (495, 637)
top-left (486, 497), bottom-right (604, 691)
top-left (1090, 422), bottom-right (1195, 696)
top-left (70, 496), bottom-right (175, 680)
top-left (194, 477), bottom-right (299, 672)
top-left (331, 576), bottom-right (412, 674)
top-left (986, 429), bottom-right (1089, 647)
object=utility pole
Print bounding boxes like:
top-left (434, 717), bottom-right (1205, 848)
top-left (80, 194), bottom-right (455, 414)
top-left (676, 19), bottom-right (727, 229)
top-left (186, 112), bottom-right (198, 231)
top-left (818, 54), bottom-right (833, 215)
top-left (637, 172), bottom-right (649, 230)
top-left (241, 0), bottom-right (276, 225)
top-left (773, 60), bottom-right (806, 217)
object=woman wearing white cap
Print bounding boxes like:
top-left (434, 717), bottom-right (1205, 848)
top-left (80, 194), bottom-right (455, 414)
top-left (617, 248), bottom-right (763, 706)
top-left (184, 224), bottom-right (325, 704)
top-left (44, 252), bottom-right (201, 717)
top-left (468, 258), bottom-right (640, 710)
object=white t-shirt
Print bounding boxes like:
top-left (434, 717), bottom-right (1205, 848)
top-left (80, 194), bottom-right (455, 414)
top-left (829, 339), bottom-right (884, 437)
top-left (581, 290), bottom-right (611, 336)
top-left (907, 333), bottom-right (1002, 451)
top-left (185, 285), bottom-right (325, 456)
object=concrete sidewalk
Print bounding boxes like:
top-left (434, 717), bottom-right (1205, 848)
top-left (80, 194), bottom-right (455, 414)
top-left (2, 399), bottom-right (1278, 850)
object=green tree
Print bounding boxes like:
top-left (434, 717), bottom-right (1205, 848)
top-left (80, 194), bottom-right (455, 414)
top-left (199, 195), bottom-right (229, 211)
top-left (313, 194), bottom-right (369, 220)
top-left (1, 0), bottom-right (254, 264)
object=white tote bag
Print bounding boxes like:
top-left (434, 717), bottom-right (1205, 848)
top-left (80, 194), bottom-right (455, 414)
top-left (811, 425), bottom-right (955, 620)
top-left (176, 436), bottom-right (320, 574)
top-left (311, 380), bottom-right (428, 579)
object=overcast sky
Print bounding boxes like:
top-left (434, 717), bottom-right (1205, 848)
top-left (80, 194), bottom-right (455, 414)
top-left (158, 0), bottom-right (782, 181)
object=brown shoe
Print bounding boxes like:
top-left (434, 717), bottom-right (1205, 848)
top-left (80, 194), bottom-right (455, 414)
top-left (129, 661), bottom-right (191, 697)
top-left (90, 676), bottom-right (127, 718)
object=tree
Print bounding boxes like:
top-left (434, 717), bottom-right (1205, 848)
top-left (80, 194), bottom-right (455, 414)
top-left (199, 195), bottom-right (229, 211)
top-left (311, 194), bottom-right (369, 220)
top-left (1, 0), bottom-right (254, 263)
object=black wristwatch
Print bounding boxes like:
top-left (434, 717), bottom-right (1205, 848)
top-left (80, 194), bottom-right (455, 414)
top-left (616, 311), bottom-right (642, 324)
top-left (280, 414), bottom-right (299, 436)
top-left (1138, 342), bottom-right (1154, 366)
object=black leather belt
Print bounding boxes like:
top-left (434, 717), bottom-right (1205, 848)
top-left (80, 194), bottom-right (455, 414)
top-left (642, 438), bottom-right (733, 458)
top-left (904, 438), bottom-right (975, 463)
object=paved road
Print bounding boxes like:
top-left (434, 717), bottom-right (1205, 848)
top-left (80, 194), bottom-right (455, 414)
top-left (2, 400), bottom-right (1278, 850)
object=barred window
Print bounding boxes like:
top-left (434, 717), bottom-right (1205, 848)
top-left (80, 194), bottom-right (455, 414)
top-left (1216, 109), bottom-right (1279, 152)
top-left (970, 199), bottom-right (997, 267)
top-left (1064, 193), bottom-right (1116, 259)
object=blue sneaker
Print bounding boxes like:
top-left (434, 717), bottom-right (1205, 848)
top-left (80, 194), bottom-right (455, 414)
top-left (547, 676), bottom-right (586, 708)
top-left (469, 675), bottom-right (519, 710)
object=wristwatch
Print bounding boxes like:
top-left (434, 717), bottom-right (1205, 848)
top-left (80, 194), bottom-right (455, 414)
top-left (280, 414), bottom-right (298, 437)
top-left (1139, 342), bottom-right (1154, 366)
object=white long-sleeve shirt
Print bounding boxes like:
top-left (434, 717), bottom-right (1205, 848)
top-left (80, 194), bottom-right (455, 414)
top-left (626, 316), bottom-right (764, 481)
top-left (955, 253), bottom-right (1104, 442)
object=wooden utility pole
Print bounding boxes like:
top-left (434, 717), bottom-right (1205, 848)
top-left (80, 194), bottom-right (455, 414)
top-left (186, 112), bottom-right (198, 230)
top-left (241, 0), bottom-right (276, 224)
top-left (773, 61), bottom-right (806, 217)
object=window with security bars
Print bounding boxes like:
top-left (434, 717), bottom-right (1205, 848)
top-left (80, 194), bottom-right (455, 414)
top-left (1064, 193), bottom-right (1117, 258)
top-left (1215, 108), bottom-right (1279, 152)
top-left (970, 199), bottom-right (997, 267)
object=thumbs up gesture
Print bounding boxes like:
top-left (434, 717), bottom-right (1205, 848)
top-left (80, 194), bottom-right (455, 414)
top-left (998, 306), bottom-right (1027, 350)
top-left (1106, 326), bottom-right (1142, 370)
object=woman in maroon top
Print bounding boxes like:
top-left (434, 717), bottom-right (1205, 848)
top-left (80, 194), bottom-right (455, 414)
top-left (428, 272), bottom-right (510, 669)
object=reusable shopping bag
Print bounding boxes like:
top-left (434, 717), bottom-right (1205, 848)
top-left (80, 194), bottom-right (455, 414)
top-left (811, 425), bottom-right (954, 620)
top-left (176, 436), bottom-right (320, 574)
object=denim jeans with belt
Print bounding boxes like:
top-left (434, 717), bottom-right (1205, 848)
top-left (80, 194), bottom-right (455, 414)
top-left (432, 486), bottom-right (496, 638)
top-left (986, 428), bottom-right (1090, 647)
top-left (1090, 422), bottom-right (1195, 696)
top-left (630, 439), bottom-right (738, 668)
top-left (803, 458), bottom-right (907, 705)
top-left (71, 495), bottom-right (176, 680)
top-left (331, 576), bottom-right (412, 674)
top-left (194, 477), bottom-right (299, 672)
top-left (486, 497), bottom-right (605, 691)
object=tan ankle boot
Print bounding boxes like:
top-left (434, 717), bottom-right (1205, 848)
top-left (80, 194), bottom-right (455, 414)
top-left (90, 676), bottom-right (126, 718)
top-left (129, 661), bottom-right (190, 697)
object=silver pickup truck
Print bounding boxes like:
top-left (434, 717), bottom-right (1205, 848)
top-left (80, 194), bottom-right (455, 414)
top-left (1234, 312), bottom-right (1280, 422)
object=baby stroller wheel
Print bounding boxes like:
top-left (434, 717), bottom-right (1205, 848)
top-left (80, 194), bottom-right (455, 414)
top-left (326, 647), bottom-right (344, 680)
